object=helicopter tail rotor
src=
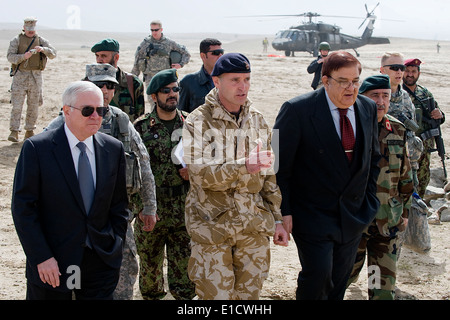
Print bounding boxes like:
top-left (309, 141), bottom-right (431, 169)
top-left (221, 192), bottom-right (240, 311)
top-left (358, 2), bottom-right (380, 29)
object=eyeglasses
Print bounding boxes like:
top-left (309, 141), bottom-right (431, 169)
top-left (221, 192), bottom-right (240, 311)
top-left (328, 76), bottom-right (360, 89)
top-left (383, 64), bottom-right (406, 72)
top-left (159, 86), bottom-right (181, 94)
top-left (93, 81), bottom-right (116, 90)
top-left (150, 28), bottom-right (161, 32)
top-left (70, 105), bottom-right (108, 117)
top-left (206, 49), bottom-right (224, 56)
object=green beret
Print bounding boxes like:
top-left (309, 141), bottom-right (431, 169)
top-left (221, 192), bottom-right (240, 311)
top-left (91, 38), bottom-right (120, 53)
top-left (147, 68), bottom-right (178, 95)
top-left (359, 74), bottom-right (390, 94)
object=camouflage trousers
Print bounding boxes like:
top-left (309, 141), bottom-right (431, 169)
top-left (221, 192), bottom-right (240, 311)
top-left (188, 231), bottom-right (270, 300)
top-left (10, 70), bottom-right (43, 131)
top-left (134, 194), bottom-right (195, 300)
top-left (113, 220), bottom-right (138, 300)
top-left (347, 221), bottom-right (401, 300)
top-left (416, 139), bottom-right (433, 198)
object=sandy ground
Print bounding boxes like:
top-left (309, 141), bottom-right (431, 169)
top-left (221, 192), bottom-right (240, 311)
top-left (0, 28), bottom-right (448, 300)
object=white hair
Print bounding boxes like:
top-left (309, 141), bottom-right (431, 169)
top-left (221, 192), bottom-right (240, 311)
top-left (62, 81), bottom-right (102, 107)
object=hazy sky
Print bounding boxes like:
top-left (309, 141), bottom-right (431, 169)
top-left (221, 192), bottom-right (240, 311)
top-left (1, 0), bottom-right (449, 40)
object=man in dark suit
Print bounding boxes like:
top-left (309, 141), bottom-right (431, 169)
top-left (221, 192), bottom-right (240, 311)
top-left (12, 81), bottom-right (129, 300)
top-left (273, 51), bottom-right (381, 300)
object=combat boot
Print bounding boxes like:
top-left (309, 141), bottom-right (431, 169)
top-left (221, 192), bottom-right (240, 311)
top-left (24, 130), bottom-right (34, 140)
top-left (8, 130), bottom-right (19, 143)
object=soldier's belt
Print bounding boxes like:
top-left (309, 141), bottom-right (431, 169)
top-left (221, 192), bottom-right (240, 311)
top-left (156, 183), bottom-right (189, 198)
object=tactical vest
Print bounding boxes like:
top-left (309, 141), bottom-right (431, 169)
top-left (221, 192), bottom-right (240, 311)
top-left (101, 107), bottom-right (142, 194)
top-left (13, 33), bottom-right (47, 71)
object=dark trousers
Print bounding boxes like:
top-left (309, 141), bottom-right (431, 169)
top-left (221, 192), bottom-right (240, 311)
top-left (26, 248), bottom-right (120, 300)
top-left (293, 232), bottom-right (361, 300)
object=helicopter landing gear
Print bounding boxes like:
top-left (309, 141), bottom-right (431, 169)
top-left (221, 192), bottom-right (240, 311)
top-left (284, 50), bottom-right (296, 57)
top-left (353, 48), bottom-right (360, 57)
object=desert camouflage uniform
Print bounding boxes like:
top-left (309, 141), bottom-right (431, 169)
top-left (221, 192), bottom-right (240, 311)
top-left (133, 107), bottom-right (195, 300)
top-left (44, 106), bottom-right (157, 300)
top-left (388, 85), bottom-right (423, 188)
top-left (182, 88), bottom-right (283, 300)
top-left (131, 34), bottom-right (190, 98)
top-left (348, 114), bottom-right (413, 300)
top-left (404, 84), bottom-right (446, 198)
top-left (7, 32), bottom-right (56, 132)
top-left (112, 67), bottom-right (145, 122)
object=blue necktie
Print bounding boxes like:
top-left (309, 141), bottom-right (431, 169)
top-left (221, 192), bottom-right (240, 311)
top-left (77, 142), bottom-right (95, 214)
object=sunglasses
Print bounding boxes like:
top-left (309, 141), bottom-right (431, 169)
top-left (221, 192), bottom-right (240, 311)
top-left (93, 81), bottom-right (116, 90)
top-left (70, 105), bottom-right (108, 117)
top-left (383, 64), bottom-right (406, 72)
top-left (206, 49), bottom-right (224, 56)
top-left (151, 28), bottom-right (161, 32)
top-left (159, 86), bottom-right (181, 94)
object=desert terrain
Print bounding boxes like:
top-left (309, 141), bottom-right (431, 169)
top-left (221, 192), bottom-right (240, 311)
top-left (0, 27), bottom-right (448, 301)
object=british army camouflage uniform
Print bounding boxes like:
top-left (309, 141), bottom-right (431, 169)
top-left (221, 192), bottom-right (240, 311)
top-left (388, 85), bottom-right (423, 188)
top-left (7, 20), bottom-right (56, 137)
top-left (133, 107), bottom-right (195, 300)
top-left (348, 114), bottom-right (413, 300)
top-left (131, 34), bottom-right (190, 99)
top-left (112, 67), bottom-right (145, 122)
top-left (182, 88), bottom-right (283, 300)
top-left (44, 104), bottom-right (158, 300)
top-left (404, 83), bottom-right (445, 198)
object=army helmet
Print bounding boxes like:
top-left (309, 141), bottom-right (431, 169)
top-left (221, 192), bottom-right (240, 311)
top-left (319, 42), bottom-right (331, 51)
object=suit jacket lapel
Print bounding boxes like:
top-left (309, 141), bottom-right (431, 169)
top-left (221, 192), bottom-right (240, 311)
top-left (52, 126), bottom-right (86, 214)
top-left (90, 132), bottom-right (109, 216)
top-left (310, 89), bottom-right (351, 177)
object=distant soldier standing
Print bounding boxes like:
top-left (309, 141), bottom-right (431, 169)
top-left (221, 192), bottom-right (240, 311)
top-left (91, 38), bottom-right (145, 122)
top-left (307, 42), bottom-right (330, 90)
top-left (7, 17), bottom-right (56, 142)
top-left (348, 75), bottom-right (413, 300)
top-left (131, 20), bottom-right (190, 102)
top-left (134, 68), bottom-right (195, 300)
top-left (402, 58), bottom-right (445, 198)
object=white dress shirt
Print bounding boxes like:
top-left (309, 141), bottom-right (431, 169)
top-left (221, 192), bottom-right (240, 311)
top-left (325, 91), bottom-right (357, 140)
top-left (64, 124), bottom-right (97, 187)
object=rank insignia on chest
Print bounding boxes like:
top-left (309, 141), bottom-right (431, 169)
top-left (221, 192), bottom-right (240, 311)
top-left (385, 118), bottom-right (392, 132)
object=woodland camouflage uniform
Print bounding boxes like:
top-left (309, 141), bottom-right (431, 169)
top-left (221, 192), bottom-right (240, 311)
top-left (348, 114), bottom-right (413, 300)
top-left (404, 83), bottom-right (445, 198)
top-left (133, 107), bottom-right (195, 300)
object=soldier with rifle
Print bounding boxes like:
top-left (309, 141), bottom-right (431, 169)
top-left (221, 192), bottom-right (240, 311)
top-left (380, 52), bottom-right (423, 191)
top-left (403, 58), bottom-right (446, 198)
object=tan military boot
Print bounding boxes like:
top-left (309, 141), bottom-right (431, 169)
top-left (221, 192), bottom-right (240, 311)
top-left (24, 130), bottom-right (34, 140)
top-left (8, 130), bottom-right (19, 143)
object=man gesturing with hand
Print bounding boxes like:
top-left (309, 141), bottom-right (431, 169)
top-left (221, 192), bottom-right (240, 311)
top-left (182, 53), bottom-right (288, 300)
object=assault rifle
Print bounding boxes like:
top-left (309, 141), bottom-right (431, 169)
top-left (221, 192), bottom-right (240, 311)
top-left (403, 84), bottom-right (447, 178)
top-left (421, 97), bottom-right (447, 178)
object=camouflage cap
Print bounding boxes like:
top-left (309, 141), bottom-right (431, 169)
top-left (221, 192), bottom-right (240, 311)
top-left (85, 63), bottom-right (119, 84)
top-left (91, 38), bottom-right (120, 53)
top-left (147, 68), bottom-right (178, 95)
top-left (23, 17), bottom-right (37, 31)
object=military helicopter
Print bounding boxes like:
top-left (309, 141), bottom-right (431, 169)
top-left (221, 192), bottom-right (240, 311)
top-left (266, 3), bottom-right (391, 57)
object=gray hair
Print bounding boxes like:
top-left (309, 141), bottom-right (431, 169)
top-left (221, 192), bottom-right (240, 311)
top-left (62, 81), bottom-right (102, 107)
